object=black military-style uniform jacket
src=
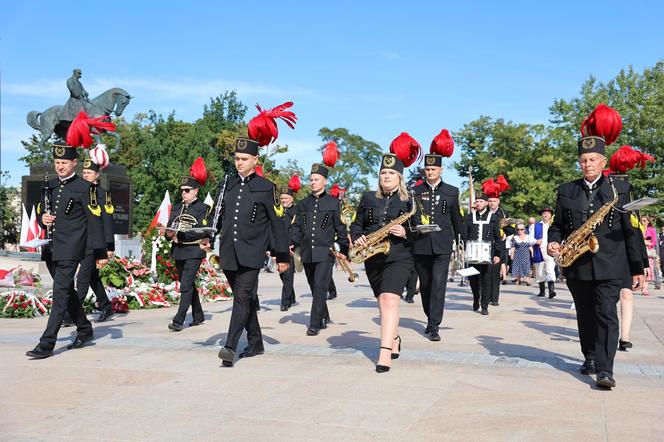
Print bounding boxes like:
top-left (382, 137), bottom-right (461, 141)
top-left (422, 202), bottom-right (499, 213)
top-left (37, 174), bottom-right (106, 261)
top-left (548, 176), bottom-right (644, 281)
top-left (167, 198), bottom-right (211, 261)
top-left (290, 191), bottom-right (349, 263)
top-left (412, 180), bottom-right (465, 255)
top-left (350, 191), bottom-right (414, 264)
top-left (209, 172), bottom-right (289, 270)
top-left (490, 206), bottom-right (516, 238)
top-left (79, 183), bottom-right (115, 257)
top-left (464, 209), bottom-right (504, 258)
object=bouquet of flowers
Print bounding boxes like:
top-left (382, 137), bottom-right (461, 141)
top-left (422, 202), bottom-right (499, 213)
top-left (0, 290), bottom-right (50, 318)
top-left (0, 266), bottom-right (43, 288)
top-left (196, 259), bottom-right (232, 302)
top-left (122, 281), bottom-right (180, 309)
top-left (100, 256), bottom-right (152, 288)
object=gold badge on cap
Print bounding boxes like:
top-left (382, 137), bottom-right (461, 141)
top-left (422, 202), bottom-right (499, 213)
top-left (582, 138), bottom-right (596, 149)
top-left (83, 159), bottom-right (92, 168)
top-left (311, 164), bottom-right (319, 172)
top-left (426, 156), bottom-right (436, 166)
top-left (181, 176), bottom-right (189, 185)
top-left (383, 156), bottom-right (396, 168)
top-left (55, 146), bottom-right (66, 157)
top-left (237, 139), bottom-right (247, 151)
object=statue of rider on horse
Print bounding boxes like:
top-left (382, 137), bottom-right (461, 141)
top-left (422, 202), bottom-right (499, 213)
top-left (27, 68), bottom-right (132, 156)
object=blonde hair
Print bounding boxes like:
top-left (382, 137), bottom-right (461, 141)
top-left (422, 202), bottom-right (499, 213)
top-left (375, 171), bottom-right (410, 202)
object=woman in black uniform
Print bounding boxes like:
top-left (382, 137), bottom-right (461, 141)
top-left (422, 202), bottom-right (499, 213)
top-left (351, 152), bottom-right (416, 373)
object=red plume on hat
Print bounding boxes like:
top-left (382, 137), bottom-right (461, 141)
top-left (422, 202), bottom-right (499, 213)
top-left (247, 102), bottom-right (297, 147)
top-left (580, 103), bottom-right (622, 146)
top-left (329, 183), bottom-right (341, 198)
top-left (322, 141), bottom-right (340, 168)
top-left (389, 132), bottom-right (422, 167)
top-left (496, 175), bottom-right (510, 193)
top-left (609, 145), bottom-right (656, 174)
top-left (255, 165), bottom-right (264, 177)
top-left (482, 175), bottom-right (510, 199)
top-left (288, 175), bottom-right (301, 193)
top-left (66, 111), bottom-right (116, 148)
top-left (430, 129), bottom-right (454, 157)
top-left (189, 157), bottom-right (208, 186)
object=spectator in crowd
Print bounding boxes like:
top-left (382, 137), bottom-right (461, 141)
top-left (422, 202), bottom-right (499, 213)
top-left (510, 223), bottom-right (536, 286)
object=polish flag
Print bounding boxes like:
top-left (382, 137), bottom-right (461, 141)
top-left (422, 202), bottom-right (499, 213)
top-left (26, 206), bottom-right (39, 251)
top-left (19, 204), bottom-right (32, 249)
top-left (146, 190), bottom-right (172, 234)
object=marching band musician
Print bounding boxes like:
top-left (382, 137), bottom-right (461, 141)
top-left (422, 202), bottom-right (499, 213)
top-left (350, 133), bottom-right (420, 373)
top-left (159, 157), bottom-right (210, 332)
top-left (278, 176), bottom-right (300, 311)
top-left (547, 104), bottom-right (644, 389)
top-left (289, 163), bottom-right (349, 336)
top-left (412, 129), bottom-right (465, 342)
top-left (484, 176), bottom-right (514, 307)
top-left (77, 147), bottom-right (116, 322)
top-left (209, 102), bottom-right (294, 367)
top-left (27, 113), bottom-right (110, 359)
top-left (464, 192), bottom-right (504, 316)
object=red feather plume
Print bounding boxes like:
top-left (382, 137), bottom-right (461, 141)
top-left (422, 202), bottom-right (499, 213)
top-left (247, 102), bottom-right (297, 147)
top-left (329, 183), bottom-right (341, 198)
top-left (255, 165), bottom-right (264, 177)
top-left (189, 157), bottom-right (207, 186)
top-left (389, 132), bottom-right (422, 167)
top-left (430, 129), bottom-right (454, 157)
top-left (481, 179), bottom-right (501, 199)
top-left (580, 103), bottom-right (622, 146)
top-left (288, 175), bottom-right (301, 193)
top-left (66, 111), bottom-right (116, 148)
top-left (322, 141), bottom-right (340, 168)
top-left (496, 175), bottom-right (511, 193)
top-left (609, 145), bottom-right (655, 173)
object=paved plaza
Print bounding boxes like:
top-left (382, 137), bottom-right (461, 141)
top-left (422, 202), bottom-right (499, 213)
top-left (1, 263), bottom-right (663, 441)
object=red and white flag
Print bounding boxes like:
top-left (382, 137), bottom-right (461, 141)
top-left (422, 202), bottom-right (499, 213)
top-left (19, 204), bottom-right (34, 251)
top-left (29, 206), bottom-right (40, 241)
top-left (146, 190), bottom-right (172, 234)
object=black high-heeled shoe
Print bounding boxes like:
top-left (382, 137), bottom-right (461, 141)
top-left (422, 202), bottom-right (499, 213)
top-left (619, 340), bottom-right (633, 351)
top-left (376, 347), bottom-right (392, 373)
top-left (391, 335), bottom-right (401, 360)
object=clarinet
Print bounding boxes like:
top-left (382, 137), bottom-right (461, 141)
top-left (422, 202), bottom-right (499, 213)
top-left (210, 173), bottom-right (229, 233)
top-left (42, 172), bottom-right (52, 240)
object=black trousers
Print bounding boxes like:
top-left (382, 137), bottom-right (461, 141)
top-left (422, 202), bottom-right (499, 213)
top-left (415, 253), bottom-right (451, 332)
top-left (303, 260), bottom-right (333, 328)
top-left (76, 253), bottom-right (110, 309)
top-left (280, 256), bottom-right (296, 307)
top-left (328, 275), bottom-right (337, 297)
top-left (173, 258), bottom-right (205, 326)
top-left (223, 267), bottom-right (263, 351)
top-left (406, 269), bottom-right (418, 296)
top-left (468, 263), bottom-right (492, 310)
top-left (566, 278), bottom-right (621, 375)
top-left (39, 260), bottom-right (92, 350)
top-left (488, 257), bottom-right (503, 303)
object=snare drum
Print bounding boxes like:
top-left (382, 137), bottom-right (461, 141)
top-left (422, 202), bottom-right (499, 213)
top-left (465, 241), bottom-right (492, 264)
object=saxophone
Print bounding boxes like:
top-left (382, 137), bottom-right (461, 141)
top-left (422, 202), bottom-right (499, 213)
top-left (558, 181), bottom-right (619, 268)
top-left (348, 199), bottom-right (416, 264)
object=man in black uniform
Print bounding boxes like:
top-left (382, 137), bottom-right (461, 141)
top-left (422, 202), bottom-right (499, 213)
top-left (26, 143), bottom-right (107, 359)
top-left (548, 134), bottom-right (643, 389)
top-left (465, 193), bottom-right (503, 316)
top-left (290, 163), bottom-right (349, 336)
top-left (77, 154), bottom-right (116, 322)
top-left (486, 182), bottom-right (514, 307)
top-left (210, 137), bottom-right (290, 367)
top-left (278, 184), bottom-right (297, 311)
top-left (412, 152), bottom-right (464, 341)
top-left (160, 158), bottom-right (210, 331)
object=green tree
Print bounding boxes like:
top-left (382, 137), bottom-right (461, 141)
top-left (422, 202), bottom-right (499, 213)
top-left (0, 172), bottom-right (20, 248)
top-left (317, 127), bottom-right (382, 198)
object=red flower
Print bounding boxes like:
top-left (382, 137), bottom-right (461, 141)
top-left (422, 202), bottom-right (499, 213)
top-left (13, 303), bottom-right (18, 309)
top-left (21, 303), bottom-right (27, 309)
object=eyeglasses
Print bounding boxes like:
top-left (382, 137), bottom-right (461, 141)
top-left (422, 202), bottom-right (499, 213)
top-left (181, 189), bottom-right (192, 193)
top-left (518, 228), bottom-right (525, 231)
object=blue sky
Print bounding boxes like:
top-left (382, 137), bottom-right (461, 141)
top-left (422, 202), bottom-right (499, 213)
top-left (2, 0), bottom-right (663, 188)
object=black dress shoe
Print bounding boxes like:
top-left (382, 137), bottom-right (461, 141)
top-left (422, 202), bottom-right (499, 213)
top-left (97, 308), bottom-right (113, 322)
top-left (188, 320), bottom-right (204, 327)
top-left (548, 291), bottom-right (557, 299)
top-left (490, 301), bottom-right (499, 306)
top-left (26, 346), bottom-right (53, 359)
top-left (280, 305), bottom-right (288, 312)
top-left (429, 331), bottom-right (441, 342)
top-left (472, 302), bottom-right (480, 311)
top-left (239, 348), bottom-right (265, 359)
top-left (596, 371), bottom-right (616, 389)
top-left (481, 309), bottom-right (489, 316)
top-left (327, 293), bottom-right (337, 300)
top-left (67, 334), bottom-right (93, 349)
top-left (218, 347), bottom-right (235, 367)
top-left (619, 340), bottom-right (632, 351)
top-left (306, 327), bottom-right (320, 336)
top-left (580, 359), bottom-right (596, 375)
top-left (404, 295), bottom-right (414, 304)
top-left (168, 322), bottom-right (184, 331)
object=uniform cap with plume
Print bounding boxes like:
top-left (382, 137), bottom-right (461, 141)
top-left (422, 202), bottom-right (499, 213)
top-left (389, 132), bottom-right (422, 167)
top-left (580, 103), bottom-right (622, 146)
top-left (481, 175), bottom-right (510, 199)
top-left (609, 145), bottom-right (655, 174)
top-left (247, 102), bottom-right (297, 147)
top-left (288, 175), bottom-right (301, 193)
top-left (322, 141), bottom-right (340, 168)
top-left (430, 129), bottom-right (454, 157)
top-left (189, 157), bottom-right (208, 186)
top-left (66, 111), bottom-right (116, 148)
top-left (90, 144), bottom-right (110, 169)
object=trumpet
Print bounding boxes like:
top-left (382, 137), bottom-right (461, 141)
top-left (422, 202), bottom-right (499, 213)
top-left (454, 234), bottom-right (465, 271)
top-left (330, 248), bottom-right (358, 282)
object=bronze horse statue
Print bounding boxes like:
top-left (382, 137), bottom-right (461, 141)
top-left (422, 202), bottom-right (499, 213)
top-left (27, 87), bottom-right (131, 154)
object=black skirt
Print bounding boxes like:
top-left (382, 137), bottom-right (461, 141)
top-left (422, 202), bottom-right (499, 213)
top-left (364, 256), bottom-right (413, 297)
